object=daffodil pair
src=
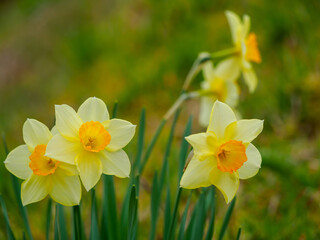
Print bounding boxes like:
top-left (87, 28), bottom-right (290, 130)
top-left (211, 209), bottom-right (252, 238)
top-left (4, 97), bottom-right (135, 206)
top-left (181, 101), bottom-right (263, 203)
top-left (198, 10), bottom-right (261, 127)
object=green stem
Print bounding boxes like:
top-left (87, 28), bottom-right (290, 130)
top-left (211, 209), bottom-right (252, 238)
top-left (182, 55), bottom-right (212, 91)
top-left (211, 47), bottom-right (238, 59)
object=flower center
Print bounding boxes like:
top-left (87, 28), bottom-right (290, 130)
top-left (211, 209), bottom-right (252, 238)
top-left (209, 78), bottom-right (228, 101)
top-left (79, 121), bottom-right (111, 152)
top-left (29, 144), bottom-right (59, 176)
top-left (216, 140), bottom-right (247, 173)
top-left (244, 33), bottom-right (261, 63)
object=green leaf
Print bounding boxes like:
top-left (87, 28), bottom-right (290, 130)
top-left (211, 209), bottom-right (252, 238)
top-left (90, 189), bottom-right (100, 240)
top-left (101, 175), bottom-right (118, 240)
top-left (72, 205), bottom-right (85, 240)
top-left (178, 116), bottom-right (193, 180)
top-left (149, 171), bottom-right (159, 240)
top-left (54, 204), bottom-right (68, 240)
top-left (205, 187), bottom-right (216, 240)
top-left (236, 227), bottom-right (242, 240)
top-left (128, 185), bottom-right (138, 240)
top-left (190, 191), bottom-right (206, 240)
top-left (167, 187), bottom-right (182, 240)
top-left (163, 186), bottom-right (171, 239)
top-left (46, 199), bottom-right (52, 240)
top-left (218, 196), bottom-right (236, 240)
top-left (0, 195), bottom-right (15, 240)
top-left (177, 191), bottom-right (192, 240)
top-left (138, 119), bottom-right (166, 175)
top-left (2, 133), bottom-right (33, 240)
top-left (132, 108), bottom-right (145, 176)
top-left (112, 101), bottom-right (118, 119)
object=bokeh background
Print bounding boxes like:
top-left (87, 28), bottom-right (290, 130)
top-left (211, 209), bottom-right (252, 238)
top-left (1, 0), bottom-right (320, 239)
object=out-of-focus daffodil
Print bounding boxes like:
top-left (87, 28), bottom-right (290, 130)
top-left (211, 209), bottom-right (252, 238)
top-left (199, 52), bottom-right (240, 127)
top-left (4, 119), bottom-right (81, 206)
top-left (223, 10), bottom-right (261, 93)
top-left (45, 97), bottom-right (136, 191)
top-left (180, 101), bottom-right (263, 203)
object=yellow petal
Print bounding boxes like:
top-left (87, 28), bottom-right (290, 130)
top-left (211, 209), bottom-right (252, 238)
top-left (199, 97), bottom-right (215, 128)
top-left (208, 101), bottom-right (237, 139)
top-left (185, 132), bottom-right (217, 160)
top-left (180, 155), bottom-right (215, 189)
top-left (103, 119), bottom-right (136, 151)
top-left (58, 162), bottom-right (79, 176)
top-left (77, 97), bottom-right (110, 123)
top-left (55, 104), bottom-right (83, 140)
top-left (238, 144), bottom-right (261, 179)
top-left (23, 119), bottom-right (52, 150)
top-left (50, 169), bottom-right (81, 206)
top-left (46, 134), bottom-right (82, 165)
top-left (225, 10), bottom-right (243, 45)
top-left (4, 145), bottom-right (32, 180)
top-left (210, 167), bottom-right (239, 203)
top-left (21, 175), bottom-right (49, 206)
top-left (100, 149), bottom-right (131, 178)
top-left (225, 119), bottom-right (263, 143)
top-left (75, 152), bottom-right (102, 191)
top-left (215, 57), bottom-right (241, 81)
top-left (242, 67), bottom-right (257, 93)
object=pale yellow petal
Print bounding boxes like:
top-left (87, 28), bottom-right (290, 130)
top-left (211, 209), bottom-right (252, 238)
top-left (208, 101), bottom-right (237, 139)
top-left (225, 81), bottom-right (240, 108)
top-left (215, 57), bottom-right (241, 81)
top-left (75, 152), bottom-right (102, 191)
top-left (51, 126), bottom-right (59, 135)
top-left (242, 67), bottom-right (257, 93)
top-left (55, 104), bottom-right (83, 140)
top-left (50, 169), bottom-right (81, 206)
top-left (23, 119), bottom-right (52, 150)
top-left (21, 175), bottom-right (49, 206)
top-left (199, 97), bottom-right (215, 128)
top-left (58, 162), bottom-right (79, 176)
top-left (242, 14), bottom-right (251, 38)
top-left (100, 149), bottom-right (131, 178)
top-left (210, 168), bottom-right (239, 203)
top-left (201, 58), bottom-right (215, 81)
top-left (225, 10), bottom-right (243, 45)
top-left (4, 145), bottom-right (32, 180)
top-left (103, 119), bottom-right (136, 151)
top-left (185, 132), bottom-right (217, 160)
top-left (238, 143), bottom-right (261, 179)
top-left (77, 97), bottom-right (110, 123)
top-left (46, 134), bottom-right (82, 165)
top-left (225, 119), bottom-right (263, 143)
top-left (180, 155), bottom-right (215, 189)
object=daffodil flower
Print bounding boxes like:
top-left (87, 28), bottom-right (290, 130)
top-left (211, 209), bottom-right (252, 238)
top-left (223, 10), bottom-right (261, 93)
top-left (45, 97), bottom-right (136, 191)
top-left (199, 52), bottom-right (240, 127)
top-left (180, 101), bottom-right (263, 203)
top-left (4, 119), bottom-right (81, 206)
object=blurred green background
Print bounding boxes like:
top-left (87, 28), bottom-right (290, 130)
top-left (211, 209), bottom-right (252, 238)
top-left (1, 0), bottom-right (320, 239)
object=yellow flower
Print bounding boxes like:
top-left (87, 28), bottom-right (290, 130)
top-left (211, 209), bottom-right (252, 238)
top-left (199, 52), bottom-right (240, 127)
top-left (4, 119), bottom-right (81, 206)
top-left (224, 10), bottom-right (261, 93)
top-left (180, 101), bottom-right (263, 203)
top-left (45, 97), bottom-right (136, 191)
